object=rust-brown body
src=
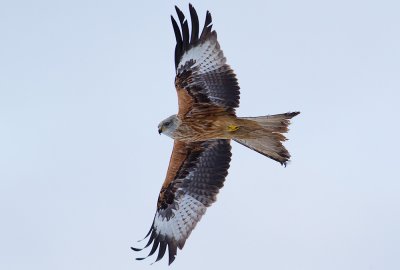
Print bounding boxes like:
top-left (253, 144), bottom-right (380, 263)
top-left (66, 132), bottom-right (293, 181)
top-left (175, 114), bottom-right (265, 142)
top-left (159, 89), bottom-right (289, 200)
top-left (158, 86), bottom-right (297, 196)
top-left (174, 86), bottom-right (262, 142)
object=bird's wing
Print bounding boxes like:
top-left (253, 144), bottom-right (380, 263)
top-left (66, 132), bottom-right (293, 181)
top-left (172, 4), bottom-right (240, 117)
top-left (132, 139), bottom-right (231, 264)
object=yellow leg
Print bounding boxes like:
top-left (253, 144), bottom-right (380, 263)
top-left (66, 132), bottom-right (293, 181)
top-left (227, 125), bottom-right (239, 132)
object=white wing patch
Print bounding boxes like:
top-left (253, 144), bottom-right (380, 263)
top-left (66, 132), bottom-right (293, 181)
top-left (154, 193), bottom-right (207, 245)
top-left (177, 36), bottom-right (226, 76)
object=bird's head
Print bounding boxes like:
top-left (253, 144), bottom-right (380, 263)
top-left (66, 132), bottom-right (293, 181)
top-left (158, 114), bottom-right (179, 138)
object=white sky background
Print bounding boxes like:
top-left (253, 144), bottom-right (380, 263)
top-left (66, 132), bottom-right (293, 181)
top-left (1, 0), bottom-right (399, 269)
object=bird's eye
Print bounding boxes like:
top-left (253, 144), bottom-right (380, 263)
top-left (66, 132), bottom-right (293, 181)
top-left (165, 122), bottom-right (170, 127)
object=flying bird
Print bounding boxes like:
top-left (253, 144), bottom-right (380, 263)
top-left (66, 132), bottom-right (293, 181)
top-left (132, 4), bottom-right (299, 265)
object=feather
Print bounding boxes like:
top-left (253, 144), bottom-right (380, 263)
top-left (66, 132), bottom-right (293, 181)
top-left (175, 6), bottom-right (190, 51)
top-left (189, 3), bottom-right (199, 44)
top-left (132, 140), bottom-right (232, 264)
top-left (200, 11), bottom-right (212, 40)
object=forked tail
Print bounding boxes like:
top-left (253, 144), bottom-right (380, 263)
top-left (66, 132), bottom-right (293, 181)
top-left (234, 112), bottom-right (300, 166)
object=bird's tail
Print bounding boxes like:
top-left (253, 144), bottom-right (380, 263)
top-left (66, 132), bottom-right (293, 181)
top-left (233, 112), bottom-right (300, 166)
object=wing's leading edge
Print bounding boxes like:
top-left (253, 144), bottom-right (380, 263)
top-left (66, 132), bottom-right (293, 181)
top-left (132, 140), bottom-right (231, 264)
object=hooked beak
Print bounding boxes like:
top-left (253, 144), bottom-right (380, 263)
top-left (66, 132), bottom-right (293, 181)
top-left (158, 127), bottom-right (162, 135)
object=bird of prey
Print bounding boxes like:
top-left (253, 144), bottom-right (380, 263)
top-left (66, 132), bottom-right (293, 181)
top-left (132, 4), bottom-right (299, 265)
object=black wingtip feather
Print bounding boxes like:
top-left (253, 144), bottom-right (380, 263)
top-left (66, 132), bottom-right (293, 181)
top-left (139, 218), bottom-right (155, 241)
top-left (171, 15), bottom-right (183, 69)
top-left (144, 230), bottom-right (156, 248)
top-left (168, 256), bottom-right (176, 266)
top-left (200, 11), bottom-right (213, 40)
top-left (174, 5), bottom-right (183, 17)
top-left (167, 240), bottom-right (177, 265)
top-left (175, 6), bottom-right (189, 50)
top-left (204, 11), bottom-right (212, 27)
top-left (171, 16), bottom-right (182, 43)
top-left (155, 241), bottom-right (167, 263)
top-left (135, 236), bottom-right (160, 261)
top-left (189, 3), bottom-right (199, 44)
top-left (147, 236), bottom-right (160, 257)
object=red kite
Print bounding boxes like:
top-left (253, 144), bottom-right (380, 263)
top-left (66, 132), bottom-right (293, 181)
top-left (132, 4), bottom-right (299, 265)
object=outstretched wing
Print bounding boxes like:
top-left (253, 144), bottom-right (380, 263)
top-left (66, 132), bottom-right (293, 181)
top-left (132, 139), bottom-right (231, 264)
top-left (172, 4), bottom-right (240, 117)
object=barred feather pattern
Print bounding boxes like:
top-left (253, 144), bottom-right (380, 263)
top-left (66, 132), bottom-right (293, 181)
top-left (132, 139), bottom-right (231, 265)
top-left (172, 4), bottom-right (240, 114)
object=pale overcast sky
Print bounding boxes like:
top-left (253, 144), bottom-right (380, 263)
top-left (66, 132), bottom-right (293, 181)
top-left (1, 1), bottom-right (399, 269)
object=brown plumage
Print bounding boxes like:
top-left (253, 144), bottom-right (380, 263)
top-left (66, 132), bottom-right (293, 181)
top-left (132, 4), bottom-right (300, 265)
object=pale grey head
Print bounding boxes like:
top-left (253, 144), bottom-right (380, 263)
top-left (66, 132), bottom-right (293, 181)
top-left (158, 114), bottom-right (180, 139)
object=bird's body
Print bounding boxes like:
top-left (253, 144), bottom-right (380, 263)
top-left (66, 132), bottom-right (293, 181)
top-left (162, 109), bottom-right (296, 142)
top-left (163, 108), bottom-right (237, 142)
top-left (133, 4), bottom-right (300, 265)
